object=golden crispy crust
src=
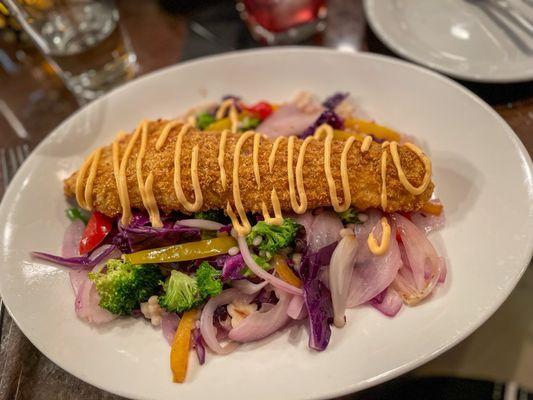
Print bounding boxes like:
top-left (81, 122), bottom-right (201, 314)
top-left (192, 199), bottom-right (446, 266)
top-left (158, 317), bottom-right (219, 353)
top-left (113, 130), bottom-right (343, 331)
top-left (64, 120), bottom-right (434, 217)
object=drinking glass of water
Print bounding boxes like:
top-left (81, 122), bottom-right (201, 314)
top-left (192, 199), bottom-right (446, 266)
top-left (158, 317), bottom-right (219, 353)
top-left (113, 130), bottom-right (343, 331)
top-left (3, 0), bottom-right (138, 103)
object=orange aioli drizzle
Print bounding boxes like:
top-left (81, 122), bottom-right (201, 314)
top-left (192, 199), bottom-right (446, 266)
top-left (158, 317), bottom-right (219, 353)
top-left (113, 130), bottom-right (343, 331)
top-left (389, 141), bottom-right (432, 195)
top-left (367, 217), bottom-right (392, 255)
top-left (316, 124), bottom-right (353, 212)
top-left (287, 136), bottom-right (306, 213)
top-left (111, 132), bottom-right (124, 194)
top-left (156, 119), bottom-right (182, 151)
top-left (380, 142), bottom-right (389, 211)
top-left (136, 121), bottom-right (163, 228)
top-left (360, 135), bottom-right (373, 152)
top-left (75, 147), bottom-right (102, 211)
top-left (262, 136), bottom-right (284, 225)
top-left (218, 129), bottom-right (229, 190)
top-left (216, 99), bottom-right (239, 133)
top-left (174, 123), bottom-right (203, 212)
top-left (269, 136), bottom-right (285, 172)
top-left (253, 132), bottom-right (262, 188)
top-left (116, 123), bottom-right (144, 225)
top-left (288, 135), bottom-right (313, 214)
top-left (226, 131), bottom-right (255, 235)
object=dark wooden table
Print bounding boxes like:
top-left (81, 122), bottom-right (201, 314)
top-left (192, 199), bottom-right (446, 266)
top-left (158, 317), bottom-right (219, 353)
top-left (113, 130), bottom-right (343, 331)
top-left (0, 1), bottom-right (531, 399)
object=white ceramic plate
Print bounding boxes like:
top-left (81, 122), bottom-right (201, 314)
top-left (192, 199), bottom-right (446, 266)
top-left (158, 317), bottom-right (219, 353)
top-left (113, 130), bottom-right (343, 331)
top-left (364, 0), bottom-right (533, 82)
top-left (0, 48), bottom-right (532, 400)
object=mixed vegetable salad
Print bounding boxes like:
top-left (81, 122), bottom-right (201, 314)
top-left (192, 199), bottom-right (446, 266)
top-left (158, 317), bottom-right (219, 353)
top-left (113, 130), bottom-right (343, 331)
top-left (33, 92), bottom-right (446, 383)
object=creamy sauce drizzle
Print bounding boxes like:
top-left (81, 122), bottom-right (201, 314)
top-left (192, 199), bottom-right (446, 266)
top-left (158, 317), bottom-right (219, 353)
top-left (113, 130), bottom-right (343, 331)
top-left (261, 136), bottom-right (284, 225)
top-left (216, 99), bottom-right (239, 133)
top-left (253, 132), bottom-right (262, 188)
top-left (226, 131), bottom-right (255, 235)
top-left (323, 127), bottom-right (352, 212)
top-left (156, 120), bottom-right (182, 151)
top-left (78, 118), bottom-right (431, 243)
top-left (136, 121), bottom-right (163, 228)
top-left (174, 123), bottom-right (203, 212)
top-left (367, 217), bottom-right (391, 255)
top-left (361, 135), bottom-right (373, 152)
top-left (75, 147), bottom-right (102, 211)
top-left (287, 135), bottom-right (312, 214)
top-left (269, 136), bottom-right (285, 172)
top-left (218, 129), bottom-right (229, 190)
top-left (389, 141), bottom-right (432, 195)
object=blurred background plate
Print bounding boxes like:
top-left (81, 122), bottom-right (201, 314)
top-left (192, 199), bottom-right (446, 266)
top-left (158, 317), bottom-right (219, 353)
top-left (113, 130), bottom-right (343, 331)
top-left (364, 0), bottom-right (533, 82)
top-left (0, 47), bottom-right (532, 400)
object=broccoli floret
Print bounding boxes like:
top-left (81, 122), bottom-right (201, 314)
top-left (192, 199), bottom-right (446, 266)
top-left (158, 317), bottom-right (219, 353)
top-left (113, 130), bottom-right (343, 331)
top-left (196, 262), bottom-right (222, 299)
top-left (159, 263), bottom-right (223, 313)
top-left (197, 112), bottom-right (215, 130)
top-left (246, 218), bottom-right (300, 260)
top-left (239, 115), bottom-right (261, 131)
top-left (194, 209), bottom-right (230, 224)
top-left (159, 270), bottom-right (200, 313)
top-left (242, 255), bottom-right (272, 278)
top-left (252, 255), bottom-right (270, 270)
top-left (89, 259), bottom-right (164, 315)
top-left (337, 208), bottom-right (363, 224)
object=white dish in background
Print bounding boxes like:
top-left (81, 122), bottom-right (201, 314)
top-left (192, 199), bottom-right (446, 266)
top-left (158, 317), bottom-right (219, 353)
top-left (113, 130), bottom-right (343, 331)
top-left (0, 48), bottom-right (532, 400)
top-left (364, 0), bottom-right (533, 82)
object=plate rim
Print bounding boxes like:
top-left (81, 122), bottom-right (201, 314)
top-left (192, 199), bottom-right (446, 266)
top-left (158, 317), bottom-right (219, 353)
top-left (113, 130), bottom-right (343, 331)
top-left (1, 46), bottom-right (532, 400)
top-left (363, 0), bottom-right (533, 83)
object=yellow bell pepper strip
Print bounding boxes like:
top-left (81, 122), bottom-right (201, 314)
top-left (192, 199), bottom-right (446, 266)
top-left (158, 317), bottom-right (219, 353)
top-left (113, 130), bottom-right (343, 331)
top-left (344, 118), bottom-right (402, 142)
top-left (206, 117), bottom-right (232, 131)
top-left (333, 130), bottom-right (366, 142)
top-left (420, 201), bottom-right (443, 216)
top-left (170, 309), bottom-right (198, 383)
top-left (273, 255), bottom-right (302, 288)
top-left (124, 236), bottom-right (237, 265)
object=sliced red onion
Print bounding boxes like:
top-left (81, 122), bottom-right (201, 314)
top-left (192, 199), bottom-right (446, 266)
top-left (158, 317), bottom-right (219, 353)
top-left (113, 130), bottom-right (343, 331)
top-left (228, 288), bottom-right (291, 342)
top-left (369, 287), bottom-right (403, 317)
top-left (410, 206), bottom-right (445, 235)
top-left (329, 233), bottom-right (358, 328)
top-left (231, 279), bottom-right (268, 295)
top-left (60, 220), bottom-right (117, 324)
top-left (161, 311), bottom-right (180, 346)
top-left (69, 270), bottom-right (88, 297)
top-left (287, 294), bottom-right (306, 320)
top-left (62, 220), bottom-right (85, 258)
top-left (176, 219), bottom-right (224, 231)
top-left (306, 210), bottom-right (343, 253)
top-left (353, 209), bottom-right (382, 253)
top-left (346, 219), bottom-right (402, 308)
top-left (61, 220), bottom-right (86, 295)
top-left (256, 103), bottom-right (322, 138)
top-left (438, 257), bottom-right (447, 283)
top-left (192, 326), bottom-right (206, 365)
top-left (392, 214), bottom-right (442, 305)
top-left (200, 289), bottom-right (255, 355)
top-left (237, 235), bottom-right (303, 296)
top-left (74, 262), bottom-right (117, 325)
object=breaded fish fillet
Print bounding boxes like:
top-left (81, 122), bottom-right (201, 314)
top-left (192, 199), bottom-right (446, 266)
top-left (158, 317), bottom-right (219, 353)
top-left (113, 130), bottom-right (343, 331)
top-left (64, 120), bottom-right (434, 217)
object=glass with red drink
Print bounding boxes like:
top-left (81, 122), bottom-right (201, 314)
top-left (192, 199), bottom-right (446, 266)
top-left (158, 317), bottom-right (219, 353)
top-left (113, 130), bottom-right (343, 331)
top-left (237, 0), bottom-right (327, 45)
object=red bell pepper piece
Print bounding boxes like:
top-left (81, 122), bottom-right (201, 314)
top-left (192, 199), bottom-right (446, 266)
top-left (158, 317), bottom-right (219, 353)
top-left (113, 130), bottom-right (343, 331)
top-left (244, 101), bottom-right (273, 120)
top-left (79, 212), bottom-right (113, 255)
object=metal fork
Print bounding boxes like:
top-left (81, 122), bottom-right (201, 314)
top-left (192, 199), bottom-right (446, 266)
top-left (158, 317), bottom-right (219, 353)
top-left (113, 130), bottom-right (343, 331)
top-left (469, 0), bottom-right (533, 54)
top-left (0, 143), bottom-right (30, 341)
top-left (492, 0), bottom-right (533, 35)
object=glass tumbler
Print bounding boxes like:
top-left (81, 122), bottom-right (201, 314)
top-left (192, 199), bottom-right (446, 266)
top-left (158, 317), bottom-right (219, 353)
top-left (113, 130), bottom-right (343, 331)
top-left (2, 0), bottom-right (138, 103)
